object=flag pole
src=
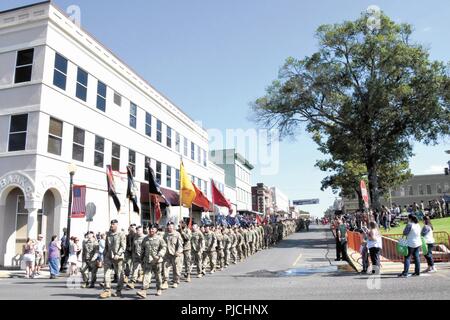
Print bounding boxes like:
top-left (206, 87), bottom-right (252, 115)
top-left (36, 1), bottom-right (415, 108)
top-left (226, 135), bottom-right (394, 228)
top-left (179, 157), bottom-right (183, 226)
top-left (211, 180), bottom-right (215, 227)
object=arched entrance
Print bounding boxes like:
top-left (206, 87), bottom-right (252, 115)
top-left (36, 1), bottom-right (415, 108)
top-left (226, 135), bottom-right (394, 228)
top-left (41, 189), bottom-right (63, 246)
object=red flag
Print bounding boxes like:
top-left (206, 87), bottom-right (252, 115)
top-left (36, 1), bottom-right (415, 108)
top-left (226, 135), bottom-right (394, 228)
top-left (152, 194), bottom-right (162, 224)
top-left (211, 180), bottom-right (232, 212)
top-left (71, 185), bottom-right (86, 218)
top-left (193, 183), bottom-right (210, 211)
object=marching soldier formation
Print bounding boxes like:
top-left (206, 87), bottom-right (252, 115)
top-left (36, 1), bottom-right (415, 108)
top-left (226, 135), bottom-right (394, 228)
top-left (79, 217), bottom-right (303, 299)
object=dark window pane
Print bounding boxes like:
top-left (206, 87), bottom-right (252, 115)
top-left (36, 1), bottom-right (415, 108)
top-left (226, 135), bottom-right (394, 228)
top-left (54, 53), bottom-right (68, 73)
top-left (157, 120), bottom-right (162, 130)
top-left (94, 151), bottom-right (104, 168)
top-left (72, 144), bottom-right (84, 162)
top-left (97, 81), bottom-right (107, 97)
top-left (48, 136), bottom-right (62, 155)
top-left (53, 70), bottom-right (66, 90)
top-left (76, 84), bottom-right (87, 101)
top-left (146, 113), bottom-right (151, 124)
top-left (130, 116), bottom-right (136, 129)
top-left (130, 103), bottom-right (137, 116)
top-left (8, 133), bottom-right (26, 151)
top-left (97, 96), bottom-right (106, 112)
top-left (14, 66), bottom-right (32, 83)
top-left (73, 127), bottom-right (85, 145)
top-left (16, 49), bottom-right (34, 66)
top-left (49, 118), bottom-right (63, 137)
top-left (114, 92), bottom-right (121, 106)
top-left (157, 131), bottom-right (162, 143)
top-left (10, 114), bottom-right (28, 133)
top-left (95, 136), bottom-right (104, 151)
top-left (111, 157), bottom-right (120, 171)
top-left (77, 68), bottom-right (88, 85)
top-left (112, 143), bottom-right (120, 158)
top-left (129, 150), bottom-right (136, 164)
top-left (145, 124), bottom-right (151, 137)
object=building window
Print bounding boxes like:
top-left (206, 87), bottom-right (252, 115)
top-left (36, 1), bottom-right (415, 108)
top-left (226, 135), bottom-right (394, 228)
top-left (114, 92), bottom-right (122, 106)
top-left (8, 114), bottom-right (28, 152)
top-left (175, 169), bottom-right (180, 190)
top-left (128, 149), bottom-right (136, 177)
top-left (167, 126), bottom-right (172, 148)
top-left (175, 132), bottom-right (180, 153)
top-left (184, 137), bottom-right (188, 157)
top-left (408, 186), bottom-right (413, 196)
top-left (15, 49), bottom-right (34, 83)
top-left (144, 157), bottom-right (151, 181)
top-left (156, 161), bottom-right (162, 184)
top-left (426, 185), bottom-right (432, 195)
top-left (48, 118), bottom-right (63, 155)
top-left (197, 145), bottom-right (201, 163)
top-left (437, 184), bottom-right (442, 194)
top-left (203, 149), bottom-right (207, 167)
top-left (76, 67), bottom-right (88, 101)
top-left (203, 180), bottom-right (208, 195)
top-left (72, 127), bottom-right (85, 162)
top-left (111, 143), bottom-right (120, 171)
top-left (53, 53), bottom-right (68, 90)
top-left (130, 102), bottom-right (137, 129)
top-left (145, 113), bottom-right (152, 137)
top-left (94, 136), bottom-right (104, 168)
top-left (166, 165), bottom-right (172, 188)
top-left (445, 183), bottom-right (450, 193)
top-left (97, 81), bottom-right (107, 112)
top-left (156, 120), bottom-right (162, 143)
top-left (191, 142), bottom-right (195, 160)
top-left (418, 184), bottom-right (424, 196)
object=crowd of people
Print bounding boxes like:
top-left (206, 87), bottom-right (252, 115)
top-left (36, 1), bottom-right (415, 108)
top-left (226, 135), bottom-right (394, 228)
top-left (22, 216), bottom-right (304, 299)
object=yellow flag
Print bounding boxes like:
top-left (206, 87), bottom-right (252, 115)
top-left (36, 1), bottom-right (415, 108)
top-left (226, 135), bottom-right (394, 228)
top-left (180, 161), bottom-right (196, 207)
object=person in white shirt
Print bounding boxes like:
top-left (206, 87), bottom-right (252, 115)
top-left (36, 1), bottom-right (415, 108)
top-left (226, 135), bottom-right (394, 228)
top-left (399, 214), bottom-right (422, 277)
top-left (367, 222), bottom-right (383, 274)
top-left (421, 216), bottom-right (436, 273)
top-left (34, 234), bottom-right (46, 276)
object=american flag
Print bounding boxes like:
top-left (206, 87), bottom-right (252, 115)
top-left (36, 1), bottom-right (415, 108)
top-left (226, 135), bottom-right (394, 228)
top-left (71, 185), bottom-right (86, 218)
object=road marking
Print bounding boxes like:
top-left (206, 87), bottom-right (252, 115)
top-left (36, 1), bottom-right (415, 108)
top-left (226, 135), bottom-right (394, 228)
top-left (292, 253), bottom-right (302, 266)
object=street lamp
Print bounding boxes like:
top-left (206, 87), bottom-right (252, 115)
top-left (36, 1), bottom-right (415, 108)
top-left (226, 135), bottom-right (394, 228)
top-left (65, 163), bottom-right (77, 265)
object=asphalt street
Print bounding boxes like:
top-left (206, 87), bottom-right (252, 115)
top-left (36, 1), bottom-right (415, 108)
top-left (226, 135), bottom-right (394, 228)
top-left (1, 225), bottom-right (450, 300)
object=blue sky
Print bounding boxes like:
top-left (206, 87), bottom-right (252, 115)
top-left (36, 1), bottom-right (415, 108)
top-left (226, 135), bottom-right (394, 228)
top-left (3, 0), bottom-right (450, 216)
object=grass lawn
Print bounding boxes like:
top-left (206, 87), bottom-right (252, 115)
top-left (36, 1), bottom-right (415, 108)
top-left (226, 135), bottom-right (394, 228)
top-left (381, 217), bottom-right (450, 235)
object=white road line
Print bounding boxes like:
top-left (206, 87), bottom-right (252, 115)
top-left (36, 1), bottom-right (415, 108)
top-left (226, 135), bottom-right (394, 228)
top-left (292, 253), bottom-right (302, 266)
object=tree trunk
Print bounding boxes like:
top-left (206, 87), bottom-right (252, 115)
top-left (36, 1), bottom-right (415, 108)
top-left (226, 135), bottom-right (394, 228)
top-left (366, 157), bottom-right (381, 211)
top-left (355, 189), bottom-right (364, 211)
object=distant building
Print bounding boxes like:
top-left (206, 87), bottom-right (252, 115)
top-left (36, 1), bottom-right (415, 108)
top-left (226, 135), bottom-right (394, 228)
top-left (270, 187), bottom-right (290, 214)
top-left (251, 183), bottom-right (274, 215)
top-left (344, 174), bottom-right (450, 212)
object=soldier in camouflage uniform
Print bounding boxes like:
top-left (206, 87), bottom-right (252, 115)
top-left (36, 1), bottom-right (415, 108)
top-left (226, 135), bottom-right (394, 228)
top-left (239, 228), bottom-right (247, 260)
top-left (202, 225), bottom-right (217, 274)
top-left (127, 226), bottom-right (145, 289)
top-left (162, 222), bottom-right (183, 289)
top-left (80, 231), bottom-right (99, 288)
top-left (124, 224), bottom-right (136, 284)
top-left (229, 227), bottom-right (238, 264)
top-left (216, 226), bottom-right (225, 270)
top-left (191, 223), bottom-right (205, 278)
top-left (179, 220), bottom-right (192, 282)
top-left (248, 225), bottom-right (255, 255)
top-left (99, 220), bottom-right (127, 299)
top-left (235, 227), bottom-right (243, 262)
top-left (222, 227), bottom-right (231, 268)
top-left (136, 224), bottom-right (167, 298)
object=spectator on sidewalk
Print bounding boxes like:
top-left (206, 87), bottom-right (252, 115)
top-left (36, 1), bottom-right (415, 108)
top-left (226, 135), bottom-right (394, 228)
top-left (68, 237), bottom-right (81, 276)
top-left (22, 238), bottom-right (36, 279)
top-left (59, 228), bottom-right (68, 272)
top-left (336, 218), bottom-right (349, 262)
top-left (34, 234), bottom-right (46, 276)
top-left (399, 214), bottom-right (422, 278)
top-left (367, 222), bottom-right (382, 274)
top-left (422, 216), bottom-right (436, 273)
top-left (48, 235), bottom-right (61, 279)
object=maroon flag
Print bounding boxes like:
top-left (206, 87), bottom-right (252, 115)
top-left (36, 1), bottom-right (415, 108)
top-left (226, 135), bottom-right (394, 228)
top-left (106, 165), bottom-right (121, 212)
top-left (71, 185), bottom-right (86, 218)
top-left (211, 180), bottom-right (232, 212)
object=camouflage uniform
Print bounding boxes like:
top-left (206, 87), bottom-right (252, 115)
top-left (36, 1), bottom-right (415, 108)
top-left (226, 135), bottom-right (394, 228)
top-left (129, 234), bottom-right (146, 286)
top-left (162, 230), bottom-right (184, 286)
top-left (191, 229), bottom-right (205, 276)
top-left (180, 227), bottom-right (192, 279)
top-left (80, 237), bottom-right (99, 287)
top-left (103, 230), bottom-right (126, 294)
top-left (202, 231), bottom-right (217, 273)
top-left (229, 229), bottom-right (238, 264)
top-left (140, 233), bottom-right (167, 294)
top-left (216, 229), bottom-right (225, 270)
top-left (222, 229), bottom-right (231, 267)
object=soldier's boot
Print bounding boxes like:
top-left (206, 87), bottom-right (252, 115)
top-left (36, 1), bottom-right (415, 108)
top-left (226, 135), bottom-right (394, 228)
top-left (136, 290), bottom-right (147, 299)
top-left (161, 281), bottom-right (169, 290)
top-left (123, 276), bottom-right (129, 284)
top-left (99, 290), bottom-right (111, 299)
top-left (112, 290), bottom-right (123, 298)
top-left (89, 282), bottom-right (96, 288)
top-left (126, 282), bottom-right (135, 290)
top-left (156, 289), bottom-right (162, 296)
top-left (172, 283), bottom-right (178, 288)
top-left (186, 274), bottom-right (191, 282)
top-left (210, 269), bottom-right (215, 274)
top-left (197, 273), bottom-right (203, 278)
top-left (81, 282), bottom-right (88, 289)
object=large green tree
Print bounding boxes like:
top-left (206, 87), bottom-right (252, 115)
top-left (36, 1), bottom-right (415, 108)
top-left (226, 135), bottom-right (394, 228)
top-left (252, 12), bottom-right (450, 210)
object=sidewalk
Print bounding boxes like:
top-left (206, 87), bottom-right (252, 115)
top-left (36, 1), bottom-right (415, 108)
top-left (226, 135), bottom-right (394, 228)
top-left (347, 248), bottom-right (450, 274)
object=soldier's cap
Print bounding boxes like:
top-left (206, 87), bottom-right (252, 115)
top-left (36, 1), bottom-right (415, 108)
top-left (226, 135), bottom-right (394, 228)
top-left (167, 222), bottom-right (175, 226)
top-left (149, 224), bottom-right (158, 229)
top-left (110, 219), bottom-right (119, 224)
top-left (130, 224), bottom-right (137, 227)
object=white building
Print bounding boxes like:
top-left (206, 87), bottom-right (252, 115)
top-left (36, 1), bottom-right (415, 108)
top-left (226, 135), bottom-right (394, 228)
top-left (210, 149), bottom-right (253, 212)
top-left (271, 187), bottom-right (290, 214)
top-left (0, 2), bottom-right (210, 267)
